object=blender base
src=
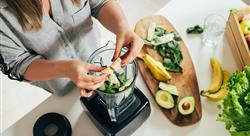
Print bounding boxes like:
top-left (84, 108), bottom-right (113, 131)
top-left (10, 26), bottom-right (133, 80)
top-left (80, 87), bottom-right (151, 136)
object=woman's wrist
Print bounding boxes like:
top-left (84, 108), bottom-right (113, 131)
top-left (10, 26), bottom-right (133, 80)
top-left (54, 60), bottom-right (74, 78)
top-left (115, 22), bottom-right (131, 35)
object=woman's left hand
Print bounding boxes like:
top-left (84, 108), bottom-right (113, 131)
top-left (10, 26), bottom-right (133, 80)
top-left (112, 30), bottom-right (144, 67)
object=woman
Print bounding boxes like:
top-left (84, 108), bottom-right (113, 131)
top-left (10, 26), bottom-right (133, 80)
top-left (0, 0), bottom-right (143, 97)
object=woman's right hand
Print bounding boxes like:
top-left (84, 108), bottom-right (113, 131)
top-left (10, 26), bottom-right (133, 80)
top-left (65, 60), bottom-right (109, 97)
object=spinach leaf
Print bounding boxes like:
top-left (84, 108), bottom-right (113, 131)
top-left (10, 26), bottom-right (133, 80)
top-left (145, 25), bottom-right (184, 73)
top-left (155, 27), bottom-right (167, 36)
top-left (186, 25), bottom-right (204, 34)
top-left (117, 72), bottom-right (127, 86)
top-left (163, 58), bottom-right (183, 72)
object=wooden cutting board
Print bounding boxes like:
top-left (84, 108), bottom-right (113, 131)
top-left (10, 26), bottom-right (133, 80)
top-left (135, 16), bottom-right (202, 126)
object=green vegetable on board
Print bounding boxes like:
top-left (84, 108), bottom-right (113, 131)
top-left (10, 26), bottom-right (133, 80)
top-left (145, 23), bottom-right (183, 72)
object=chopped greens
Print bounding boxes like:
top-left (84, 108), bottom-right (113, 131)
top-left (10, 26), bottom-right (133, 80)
top-left (217, 66), bottom-right (250, 136)
top-left (163, 58), bottom-right (183, 72)
top-left (186, 25), bottom-right (204, 34)
top-left (145, 23), bottom-right (183, 72)
top-left (98, 72), bottom-right (132, 94)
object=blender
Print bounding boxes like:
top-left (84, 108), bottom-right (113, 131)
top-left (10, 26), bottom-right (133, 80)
top-left (80, 41), bottom-right (151, 136)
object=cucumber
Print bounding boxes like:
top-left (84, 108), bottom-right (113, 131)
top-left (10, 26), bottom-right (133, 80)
top-left (99, 83), bottom-right (106, 91)
top-left (151, 33), bottom-right (174, 46)
top-left (108, 73), bottom-right (120, 86)
top-left (119, 78), bottom-right (133, 91)
top-left (147, 22), bottom-right (156, 41)
top-left (159, 82), bottom-right (179, 96)
top-left (124, 78), bottom-right (133, 86)
top-left (158, 33), bottom-right (174, 43)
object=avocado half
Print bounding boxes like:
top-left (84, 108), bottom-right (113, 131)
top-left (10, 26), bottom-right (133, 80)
top-left (178, 96), bottom-right (195, 115)
top-left (155, 90), bottom-right (174, 109)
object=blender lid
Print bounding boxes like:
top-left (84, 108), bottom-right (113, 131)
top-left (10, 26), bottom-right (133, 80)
top-left (33, 112), bottom-right (72, 136)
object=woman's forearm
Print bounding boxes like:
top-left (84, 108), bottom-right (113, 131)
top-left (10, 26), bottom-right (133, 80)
top-left (23, 59), bottom-right (69, 81)
top-left (23, 59), bottom-right (108, 95)
top-left (97, 0), bottom-right (131, 35)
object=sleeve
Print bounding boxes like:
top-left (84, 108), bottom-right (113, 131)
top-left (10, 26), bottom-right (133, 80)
top-left (0, 32), bottom-right (43, 81)
top-left (89, 0), bottom-right (108, 18)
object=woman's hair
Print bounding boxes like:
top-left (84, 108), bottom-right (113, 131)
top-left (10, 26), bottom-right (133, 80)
top-left (6, 0), bottom-right (81, 31)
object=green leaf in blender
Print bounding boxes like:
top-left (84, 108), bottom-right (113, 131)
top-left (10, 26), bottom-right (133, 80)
top-left (99, 72), bottom-right (131, 93)
top-left (119, 78), bottom-right (133, 92)
top-left (117, 72), bottom-right (127, 86)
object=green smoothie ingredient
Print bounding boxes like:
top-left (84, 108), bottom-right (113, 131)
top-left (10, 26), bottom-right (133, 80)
top-left (155, 90), bottom-right (175, 109)
top-left (145, 23), bottom-right (183, 72)
top-left (186, 25), bottom-right (204, 34)
top-left (98, 72), bottom-right (132, 94)
top-left (178, 96), bottom-right (195, 115)
top-left (217, 66), bottom-right (250, 136)
top-left (158, 82), bottom-right (179, 96)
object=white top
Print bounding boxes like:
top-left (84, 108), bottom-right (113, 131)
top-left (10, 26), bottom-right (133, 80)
top-left (0, 0), bottom-right (105, 94)
top-left (2, 0), bottom-right (246, 135)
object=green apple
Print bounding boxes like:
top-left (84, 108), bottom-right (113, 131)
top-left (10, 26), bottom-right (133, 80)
top-left (240, 20), bottom-right (250, 35)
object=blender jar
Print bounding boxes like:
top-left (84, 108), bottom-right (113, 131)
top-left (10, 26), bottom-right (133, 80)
top-left (87, 41), bottom-right (138, 122)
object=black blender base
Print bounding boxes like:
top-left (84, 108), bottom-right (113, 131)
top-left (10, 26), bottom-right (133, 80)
top-left (80, 87), bottom-right (151, 136)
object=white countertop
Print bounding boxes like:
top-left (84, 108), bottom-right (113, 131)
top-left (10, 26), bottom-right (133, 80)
top-left (2, 0), bottom-right (246, 135)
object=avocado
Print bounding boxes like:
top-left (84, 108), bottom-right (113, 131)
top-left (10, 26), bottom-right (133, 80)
top-left (178, 96), bottom-right (195, 115)
top-left (155, 90), bottom-right (174, 109)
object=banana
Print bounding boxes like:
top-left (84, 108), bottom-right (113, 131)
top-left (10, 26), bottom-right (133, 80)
top-left (221, 71), bottom-right (230, 86)
top-left (142, 54), bottom-right (171, 81)
top-left (205, 58), bottom-right (223, 93)
top-left (201, 70), bottom-right (231, 101)
top-left (201, 88), bottom-right (229, 101)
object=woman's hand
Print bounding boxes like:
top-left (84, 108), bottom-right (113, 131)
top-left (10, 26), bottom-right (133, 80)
top-left (66, 60), bottom-right (109, 97)
top-left (113, 30), bottom-right (144, 67)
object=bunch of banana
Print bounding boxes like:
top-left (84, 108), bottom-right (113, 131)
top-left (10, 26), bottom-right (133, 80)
top-left (139, 53), bottom-right (171, 81)
top-left (201, 58), bottom-right (231, 101)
